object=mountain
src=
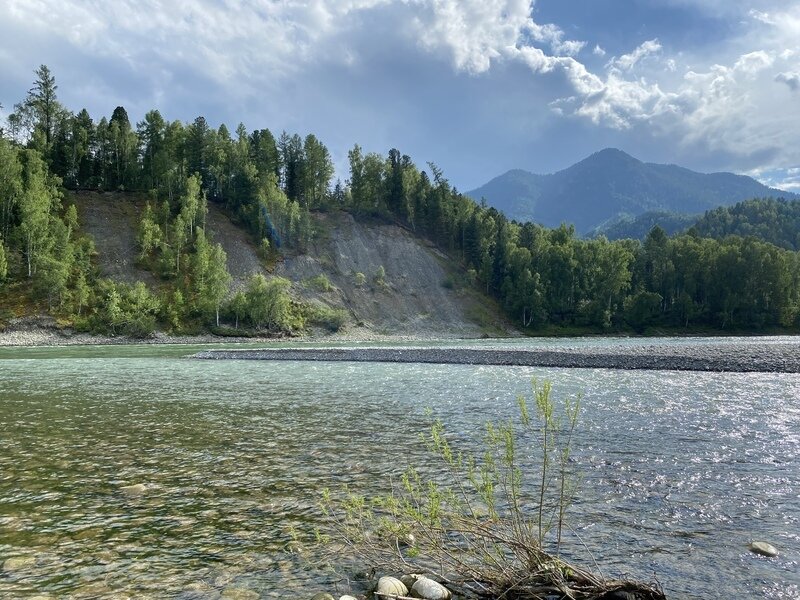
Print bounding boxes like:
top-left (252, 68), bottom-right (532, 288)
top-left (467, 148), bottom-right (798, 234)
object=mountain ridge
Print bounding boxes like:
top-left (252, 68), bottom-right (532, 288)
top-left (467, 148), bottom-right (798, 234)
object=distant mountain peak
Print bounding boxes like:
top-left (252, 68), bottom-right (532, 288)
top-left (466, 150), bottom-right (798, 234)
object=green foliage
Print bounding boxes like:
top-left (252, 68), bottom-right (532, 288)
top-left (4, 65), bottom-right (800, 336)
top-left (82, 280), bottom-right (160, 337)
top-left (134, 174), bottom-right (232, 327)
top-left (0, 241), bottom-right (7, 281)
top-left (259, 237), bottom-right (271, 259)
top-left (691, 197), bottom-right (800, 251)
top-left (234, 274), bottom-right (303, 333)
top-left (353, 272), bottom-right (366, 287)
top-left (319, 381), bottom-right (661, 599)
top-left (305, 301), bottom-right (349, 332)
top-left (624, 290), bottom-right (663, 332)
top-left (374, 264), bottom-right (386, 286)
top-left (591, 210), bottom-right (698, 241)
top-left (305, 273), bottom-right (334, 293)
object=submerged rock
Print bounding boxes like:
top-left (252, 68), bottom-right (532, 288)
top-left (376, 576), bottom-right (408, 597)
top-left (120, 483), bottom-right (147, 496)
top-left (2, 556), bottom-right (36, 571)
top-left (310, 594), bottom-right (334, 600)
top-left (410, 577), bottom-right (452, 600)
top-left (748, 541), bottom-right (778, 557)
top-left (221, 586), bottom-right (259, 599)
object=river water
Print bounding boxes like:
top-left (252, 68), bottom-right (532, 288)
top-left (0, 338), bottom-right (798, 599)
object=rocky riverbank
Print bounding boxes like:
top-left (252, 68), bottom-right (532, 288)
top-left (0, 316), bottom-right (482, 347)
top-left (192, 341), bottom-right (800, 373)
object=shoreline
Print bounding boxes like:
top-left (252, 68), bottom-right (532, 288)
top-left (0, 316), bottom-right (488, 348)
top-left (191, 344), bottom-right (800, 373)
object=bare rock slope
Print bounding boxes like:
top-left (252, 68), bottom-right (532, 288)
top-left (70, 192), bottom-right (156, 285)
top-left (70, 193), bottom-right (502, 337)
top-left (276, 212), bottom-right (493, 336)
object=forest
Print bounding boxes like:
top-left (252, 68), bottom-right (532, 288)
top-left (1, 65), bottom-right (799, 335)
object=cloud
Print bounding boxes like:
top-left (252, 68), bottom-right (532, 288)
top-left (608, 39), bottom-right (662, 72)
top-left (413, 0), bottom-right (534, 73)
top-left (3, 0), bottom-right (799, 177)
top-left (776, 71), bottom-right (800, 91)
top-left (3, 0), bottom-right (394, 86)
top-left (527, 21), bottom-right (586, 56)
top-left (748, 166), bottom-right (800, 193)
top-left (733, 50), bottom-right (773, 75)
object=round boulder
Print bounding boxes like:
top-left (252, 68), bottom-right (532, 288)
top-left (339, 596), bottom-right (358, 600)
top-left (376, 576), bottom-right (408, 597)
top-left (748, 541), bottom-right (778, 557)
top-left (410, 577), bottom-right (452, 600)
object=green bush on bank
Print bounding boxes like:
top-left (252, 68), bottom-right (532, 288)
top-left (318, 381), bottom-right (665, 600)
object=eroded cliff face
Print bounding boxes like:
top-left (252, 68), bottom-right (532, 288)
top-left (71, 192), bottom-right (506, 337)
top-left (275, 212), bottom-right (492, 337)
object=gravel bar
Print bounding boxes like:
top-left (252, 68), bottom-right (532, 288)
top-left (192, 342), bottom-right (800, 373)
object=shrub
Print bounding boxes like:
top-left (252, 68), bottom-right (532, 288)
top-left (354, 272), bottom-right (366, 287)
top-left (86, 279), bottom-right (160, 337)
top-left (319, 381), bottom-right (665, 600)
top-left (374, 265), bottom-right (387, 286)
top-left (306, 274), bottom-right (334, 293)
top-left (236, 274), bottom-right (304, 333)
top-left (307, 302), bottom-right (349, 332)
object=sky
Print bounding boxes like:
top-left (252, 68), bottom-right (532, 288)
top-left (1, 0), bottom-right (799, 193)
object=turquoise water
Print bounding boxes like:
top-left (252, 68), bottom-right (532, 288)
top-left (1, 339), bottom-right (798, 598)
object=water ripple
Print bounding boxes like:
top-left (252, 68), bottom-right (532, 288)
top-left (1, 345), bottom-right (798, 598)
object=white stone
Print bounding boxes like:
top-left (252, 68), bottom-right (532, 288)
top-left (410, 577), bottom-right (452, 600)
top-left (749, 541), bottom-right (778, 557)
top-left (376, 576), bottom-right (408, 597)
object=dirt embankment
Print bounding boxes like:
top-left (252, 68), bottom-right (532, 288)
top-left (277, 212), bottom-right (501, 337)
top-left (69, 192), bottom-right (156, 285)
top-left (66, 193), bottom-right (508, 338)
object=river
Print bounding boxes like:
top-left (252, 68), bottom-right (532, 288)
top-left (0, 337), bottom-right (798, 598)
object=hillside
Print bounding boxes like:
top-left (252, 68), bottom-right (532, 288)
top-left (69, 192), bottom-right (502, 338)
top-left (691, 198), bottom-right (800, 251)
top-left (467, 148), bottom-right (798, 234)
top-left (590, 211), bottom-right (699, 240)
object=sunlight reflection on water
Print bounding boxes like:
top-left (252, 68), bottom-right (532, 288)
top-left (0, 340), bottom-right (798, 598)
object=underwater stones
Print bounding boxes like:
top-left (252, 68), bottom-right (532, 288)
top-left (221, 586), bottom-right (260, 599)
top-left (375, 576), bottom-right (408, 597)
top-left (119, 483), bottom-right (147, 496)
top-left (310, 594), bottom-right (335, 600)
top-left (748, 541), bottom-right (778, 557)
top-left (410, 577), bottom-right (452, 600)
top-left (2, 555), bottom-right (36, 571)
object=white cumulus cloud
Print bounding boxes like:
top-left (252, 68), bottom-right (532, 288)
top-left (608, 39), bottom-right (662, 72)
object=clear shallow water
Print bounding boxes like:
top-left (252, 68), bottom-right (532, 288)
top-left (0, 339), bottom-right (799, 598)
